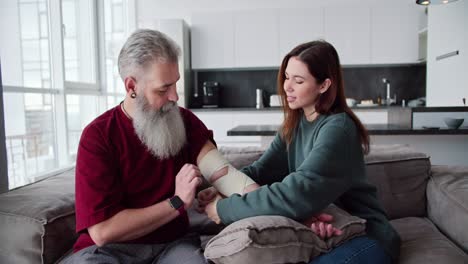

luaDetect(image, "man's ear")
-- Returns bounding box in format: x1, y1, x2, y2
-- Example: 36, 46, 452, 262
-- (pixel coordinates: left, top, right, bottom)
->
320, 78, 332, 94
124, 76, 137, 95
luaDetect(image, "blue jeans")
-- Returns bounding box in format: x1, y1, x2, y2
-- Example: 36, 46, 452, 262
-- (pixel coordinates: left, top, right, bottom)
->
309, 236, 391, 264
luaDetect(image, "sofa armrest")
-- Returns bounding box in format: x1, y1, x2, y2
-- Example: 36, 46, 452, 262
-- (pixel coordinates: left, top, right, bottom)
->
427, 165, 468, 253
0, 168, 77, 264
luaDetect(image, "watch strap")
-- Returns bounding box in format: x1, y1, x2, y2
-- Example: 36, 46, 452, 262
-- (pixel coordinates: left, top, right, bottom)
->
169, 196, 186, 215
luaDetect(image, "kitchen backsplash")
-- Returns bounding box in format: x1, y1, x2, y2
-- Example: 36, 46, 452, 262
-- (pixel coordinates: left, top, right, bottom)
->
189, 64, 426, 108
343, 64, 426, 105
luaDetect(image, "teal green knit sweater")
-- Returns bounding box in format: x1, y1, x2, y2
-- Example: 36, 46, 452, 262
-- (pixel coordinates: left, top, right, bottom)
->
216, 112, 400, 261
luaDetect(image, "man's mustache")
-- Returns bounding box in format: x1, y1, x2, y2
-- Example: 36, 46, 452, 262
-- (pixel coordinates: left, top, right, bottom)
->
159, 101, 177, 114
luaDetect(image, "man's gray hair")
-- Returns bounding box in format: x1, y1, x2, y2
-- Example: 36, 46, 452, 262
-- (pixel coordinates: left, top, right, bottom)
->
118, 29, 180, 80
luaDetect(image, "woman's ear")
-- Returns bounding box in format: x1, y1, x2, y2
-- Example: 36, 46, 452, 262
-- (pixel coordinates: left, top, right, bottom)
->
320, 78, 332, 94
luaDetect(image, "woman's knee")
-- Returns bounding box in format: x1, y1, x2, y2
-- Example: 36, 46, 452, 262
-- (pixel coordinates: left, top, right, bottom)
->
309, 236, 391, 264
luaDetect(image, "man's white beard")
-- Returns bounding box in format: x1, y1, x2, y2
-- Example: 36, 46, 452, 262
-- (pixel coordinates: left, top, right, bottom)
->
132, 94, 187, 159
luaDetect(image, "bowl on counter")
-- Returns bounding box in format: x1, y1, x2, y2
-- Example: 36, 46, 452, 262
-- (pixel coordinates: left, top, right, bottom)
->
444, 118, 464, 129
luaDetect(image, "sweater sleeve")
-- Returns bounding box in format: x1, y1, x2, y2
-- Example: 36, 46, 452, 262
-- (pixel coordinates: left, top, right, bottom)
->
217, 125, 355, 224
240, 133, 289, 185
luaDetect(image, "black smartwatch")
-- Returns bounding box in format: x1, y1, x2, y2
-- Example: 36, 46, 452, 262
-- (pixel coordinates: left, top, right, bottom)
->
169, 195, 186, 215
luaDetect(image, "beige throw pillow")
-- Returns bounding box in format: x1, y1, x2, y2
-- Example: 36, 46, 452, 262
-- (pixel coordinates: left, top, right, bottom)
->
204, 205, 366, 264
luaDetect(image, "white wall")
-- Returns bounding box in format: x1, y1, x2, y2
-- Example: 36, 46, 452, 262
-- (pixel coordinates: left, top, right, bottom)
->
136, 0, 426, 27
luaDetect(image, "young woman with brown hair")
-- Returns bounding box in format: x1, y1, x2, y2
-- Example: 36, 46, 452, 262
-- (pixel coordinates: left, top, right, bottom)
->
203, 40, 400, 263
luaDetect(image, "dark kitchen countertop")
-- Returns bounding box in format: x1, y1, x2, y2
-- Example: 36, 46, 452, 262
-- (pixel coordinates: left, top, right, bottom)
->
190, 105, 391, 112
227, 124, 468, 136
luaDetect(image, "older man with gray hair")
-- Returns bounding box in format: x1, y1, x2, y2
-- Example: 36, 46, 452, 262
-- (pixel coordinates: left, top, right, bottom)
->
62, 28, 344, 264
59, 28, 261, 264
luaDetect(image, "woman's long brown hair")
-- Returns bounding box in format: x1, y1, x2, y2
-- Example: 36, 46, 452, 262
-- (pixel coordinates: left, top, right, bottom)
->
277, 40, 370, 154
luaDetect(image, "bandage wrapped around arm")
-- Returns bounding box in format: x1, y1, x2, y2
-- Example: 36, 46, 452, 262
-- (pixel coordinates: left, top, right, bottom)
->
199, 149, 256, 197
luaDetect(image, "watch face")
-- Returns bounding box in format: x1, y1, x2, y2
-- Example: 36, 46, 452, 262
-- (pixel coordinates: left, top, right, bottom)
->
170, 196, 184, 209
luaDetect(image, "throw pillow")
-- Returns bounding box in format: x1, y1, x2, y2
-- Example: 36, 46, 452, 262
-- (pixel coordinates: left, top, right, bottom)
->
204, 205, 366, 264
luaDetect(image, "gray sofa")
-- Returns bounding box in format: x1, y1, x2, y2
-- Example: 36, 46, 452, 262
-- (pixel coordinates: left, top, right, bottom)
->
0, 145, 467, 264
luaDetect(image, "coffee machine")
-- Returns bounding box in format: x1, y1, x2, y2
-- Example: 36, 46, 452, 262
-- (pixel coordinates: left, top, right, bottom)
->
202, 81, 220, 108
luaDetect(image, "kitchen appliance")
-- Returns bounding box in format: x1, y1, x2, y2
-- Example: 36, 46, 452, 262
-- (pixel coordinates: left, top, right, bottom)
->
270, 94, 281, 107
202, 81, 220, 108
256, 89, 264, 109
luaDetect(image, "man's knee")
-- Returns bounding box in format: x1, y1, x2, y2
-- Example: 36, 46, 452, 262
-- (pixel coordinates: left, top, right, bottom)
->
157, 236, 208, 264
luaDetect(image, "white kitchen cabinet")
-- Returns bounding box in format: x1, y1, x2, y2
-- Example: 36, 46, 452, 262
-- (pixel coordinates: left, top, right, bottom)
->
192, 111, 234, 144
371, 6, 421, 64
426, 0, 468, 106
234, 10, 279, 67
353, 109, 388, 124
192, 110, 283, 146
323, 7, 371, 65
193, 109, 388, 147
191, 12, 235, 69
278, 9, 324, 60
190, 6, 424, 69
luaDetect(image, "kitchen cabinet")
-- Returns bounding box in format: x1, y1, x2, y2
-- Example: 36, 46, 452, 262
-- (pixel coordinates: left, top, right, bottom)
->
426, 0, 468, 106
190, 6, 424, 69
353, 109, 388, 124
278, 9, 324, 59
323, 7, 371, 65
193, 110, 283, 146
191, 12, 235, 69
371, 6, 420, 64
192, 109, 387, 146
234, 10, 279, 67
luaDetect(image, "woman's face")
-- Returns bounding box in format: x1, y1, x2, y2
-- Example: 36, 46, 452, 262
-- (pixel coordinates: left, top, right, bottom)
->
284, 56, 325, 115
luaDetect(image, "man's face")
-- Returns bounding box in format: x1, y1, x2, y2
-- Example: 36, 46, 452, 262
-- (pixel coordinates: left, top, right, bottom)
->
137, 62, 180, 111
131, 61, 186, 159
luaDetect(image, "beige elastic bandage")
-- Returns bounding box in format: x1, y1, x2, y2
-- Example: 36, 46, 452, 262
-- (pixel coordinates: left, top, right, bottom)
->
199, 149, 256, 196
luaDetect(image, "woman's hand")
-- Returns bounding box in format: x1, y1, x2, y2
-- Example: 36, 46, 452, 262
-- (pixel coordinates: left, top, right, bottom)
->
204, 194, 223, 224
303, 213, 343, 239
196, 187, 218, 213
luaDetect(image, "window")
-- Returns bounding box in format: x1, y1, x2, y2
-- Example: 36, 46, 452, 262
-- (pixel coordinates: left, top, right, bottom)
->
66, 94, 99, 158
0, 0, 135, 190
4, 92, 56, 188
62, 0, 98, 87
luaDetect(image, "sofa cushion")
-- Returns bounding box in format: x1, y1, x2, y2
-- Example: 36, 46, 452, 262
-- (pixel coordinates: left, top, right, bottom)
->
364, 145, 431, 219
204, 205, 366, 264
0, 168, 77, 264
390, 217, 468, 264
427, 165, 468, 253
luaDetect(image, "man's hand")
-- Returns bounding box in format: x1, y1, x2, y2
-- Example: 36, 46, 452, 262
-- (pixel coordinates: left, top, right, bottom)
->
204, 193, 223, 224
303, 213, 343, 239
175, 164, 203, 209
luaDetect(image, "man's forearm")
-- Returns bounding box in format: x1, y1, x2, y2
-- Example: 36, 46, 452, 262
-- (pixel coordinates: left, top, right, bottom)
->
88, 199, 180, 246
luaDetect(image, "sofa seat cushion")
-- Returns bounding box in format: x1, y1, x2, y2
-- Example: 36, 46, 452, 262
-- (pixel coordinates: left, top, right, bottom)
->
427, 165, 468, 253
390, 217, 468, 264
0, 168, 77, 264
364, 145, 431, 219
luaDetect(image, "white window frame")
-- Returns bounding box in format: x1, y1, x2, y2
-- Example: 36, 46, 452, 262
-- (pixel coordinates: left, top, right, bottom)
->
62, 0, 101, 92
0, 62, 8, 193
0, 0, 136, 190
